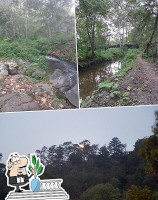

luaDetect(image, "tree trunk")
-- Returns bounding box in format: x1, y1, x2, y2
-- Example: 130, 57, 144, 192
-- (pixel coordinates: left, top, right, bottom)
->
91, 20, 95, 57
25, 14, 28, 38
11, 13, 16, 38
145, 12, 158, 55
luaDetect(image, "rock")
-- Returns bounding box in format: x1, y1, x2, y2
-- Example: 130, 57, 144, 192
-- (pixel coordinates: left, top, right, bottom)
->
36, 83, 52, 96
0, 64, 8, 79
51, 73, 76, 89
59, 86, 71, 92
24, 62, 32, 67
66, 84, 79, 107
51, 75, 70, 89
0, 93, 40, 112
8, 67, 18, 75
51, 69, 64, 80
0, 93, 16, 106
4, 61, 18, 75
5, 61, 18, 68
110, 93, 114, 98
18, 59, 23, 65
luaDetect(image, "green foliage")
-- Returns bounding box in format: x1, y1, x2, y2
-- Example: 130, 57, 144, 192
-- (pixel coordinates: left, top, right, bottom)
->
125, 185, 154, 200
80, 183, 121, 200
76, 0, 110, 56
113, 91, 120, 96
37, 166, 44, 175
123, 92, 130, 97
79, 48, 125, 63
113, 84, 119, 89
36, 159, 40, 170
29, 154, 44, 177
98, 82, 114, 90
34, 73, 45, 80
29, 165, 33, 173
32, 155, 36, 165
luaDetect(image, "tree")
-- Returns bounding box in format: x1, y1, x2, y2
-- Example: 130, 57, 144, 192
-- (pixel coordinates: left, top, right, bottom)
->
108, 137, 126, 158
125, 185, 154, 200
76, 0, 110, 56
80, 183, 121, 200
139, 111, 158, 174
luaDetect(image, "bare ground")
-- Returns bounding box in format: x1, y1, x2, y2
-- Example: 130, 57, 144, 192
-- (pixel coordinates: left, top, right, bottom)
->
87, 54, 158, 108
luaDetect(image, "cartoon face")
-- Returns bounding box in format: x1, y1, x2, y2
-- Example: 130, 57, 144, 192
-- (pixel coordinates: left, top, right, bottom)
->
7, 153, 28, 177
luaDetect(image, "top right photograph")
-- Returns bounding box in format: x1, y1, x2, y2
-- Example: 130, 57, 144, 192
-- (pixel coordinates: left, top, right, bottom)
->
76, 0, 158, 108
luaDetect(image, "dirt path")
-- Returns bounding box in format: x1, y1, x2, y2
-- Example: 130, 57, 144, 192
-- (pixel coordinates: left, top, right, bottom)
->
84, 54, 158, 108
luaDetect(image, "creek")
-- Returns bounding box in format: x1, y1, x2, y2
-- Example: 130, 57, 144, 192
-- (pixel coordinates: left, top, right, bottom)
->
79, 60, 122, 101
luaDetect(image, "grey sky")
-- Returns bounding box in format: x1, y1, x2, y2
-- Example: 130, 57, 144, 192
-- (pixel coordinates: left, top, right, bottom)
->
0, 105, 157, 163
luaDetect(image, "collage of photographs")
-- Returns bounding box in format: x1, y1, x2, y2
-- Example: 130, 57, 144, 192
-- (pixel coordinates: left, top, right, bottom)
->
0, 0, 158, 200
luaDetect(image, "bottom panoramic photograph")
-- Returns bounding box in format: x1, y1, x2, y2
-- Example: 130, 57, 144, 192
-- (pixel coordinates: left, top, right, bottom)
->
0, 105, 158, 200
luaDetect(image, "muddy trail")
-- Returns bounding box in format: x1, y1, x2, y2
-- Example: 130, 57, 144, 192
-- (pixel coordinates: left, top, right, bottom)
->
83, 54, 158, 108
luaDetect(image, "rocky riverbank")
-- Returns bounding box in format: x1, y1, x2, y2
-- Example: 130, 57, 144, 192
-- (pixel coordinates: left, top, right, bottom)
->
0, 59, 78, 112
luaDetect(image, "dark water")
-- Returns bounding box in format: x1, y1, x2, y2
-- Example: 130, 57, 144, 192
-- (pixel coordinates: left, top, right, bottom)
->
45, 56, 77, 74
79, 61, 122, 101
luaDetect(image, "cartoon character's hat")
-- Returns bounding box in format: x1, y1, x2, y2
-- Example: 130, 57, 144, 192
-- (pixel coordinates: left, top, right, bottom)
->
8, 152, 20, 165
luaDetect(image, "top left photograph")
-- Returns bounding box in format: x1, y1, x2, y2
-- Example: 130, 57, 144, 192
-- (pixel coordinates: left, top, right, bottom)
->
0, 0, 79, 112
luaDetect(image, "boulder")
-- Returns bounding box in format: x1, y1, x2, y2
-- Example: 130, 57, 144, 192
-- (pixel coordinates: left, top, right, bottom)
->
66, 84, 79, 107
8, 66, 18, 75
36, 83, 52, 96
51, 75, 71, 89
4, 61, 18, 75
51, 69, 64, 80
51, 72, 76, 90
0, 64, 8, 79
0, 93, 40, 112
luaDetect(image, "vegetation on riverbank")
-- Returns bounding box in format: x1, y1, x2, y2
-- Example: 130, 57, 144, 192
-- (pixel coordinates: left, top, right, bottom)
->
81, 49, 139, 108
79, 48, 125, 68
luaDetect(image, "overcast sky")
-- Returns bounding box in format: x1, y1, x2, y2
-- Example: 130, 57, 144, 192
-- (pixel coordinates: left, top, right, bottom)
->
0, 105, 157, 163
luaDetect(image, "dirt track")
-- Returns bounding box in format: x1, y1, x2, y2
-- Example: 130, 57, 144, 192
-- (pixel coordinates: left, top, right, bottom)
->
86, 54, 158, 108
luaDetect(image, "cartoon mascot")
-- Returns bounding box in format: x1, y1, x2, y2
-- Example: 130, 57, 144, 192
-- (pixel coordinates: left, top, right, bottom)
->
6, 153, 35, 192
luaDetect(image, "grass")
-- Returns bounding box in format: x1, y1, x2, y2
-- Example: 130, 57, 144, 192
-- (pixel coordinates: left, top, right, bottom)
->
81, 49, 139, 108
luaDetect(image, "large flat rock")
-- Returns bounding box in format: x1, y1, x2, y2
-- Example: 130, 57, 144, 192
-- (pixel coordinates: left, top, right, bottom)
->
0, 93, 40, 112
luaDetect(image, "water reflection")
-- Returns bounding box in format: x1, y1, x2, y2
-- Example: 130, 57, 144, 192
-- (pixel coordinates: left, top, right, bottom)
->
79, 61, 122, 100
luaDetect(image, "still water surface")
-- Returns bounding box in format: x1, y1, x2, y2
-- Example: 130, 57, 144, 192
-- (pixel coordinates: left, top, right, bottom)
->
79, 61, 122, 101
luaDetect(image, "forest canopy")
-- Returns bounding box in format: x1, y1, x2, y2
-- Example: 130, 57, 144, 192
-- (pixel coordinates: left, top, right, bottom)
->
0, 0, 75, 39
76, 0, 158, 60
